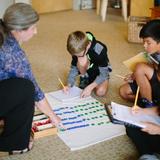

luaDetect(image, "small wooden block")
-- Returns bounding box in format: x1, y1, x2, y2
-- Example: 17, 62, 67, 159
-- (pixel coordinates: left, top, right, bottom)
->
34, 127, 57, 139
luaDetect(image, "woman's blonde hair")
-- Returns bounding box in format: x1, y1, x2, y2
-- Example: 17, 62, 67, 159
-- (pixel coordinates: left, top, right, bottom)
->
67, 31, 89, 56
0, 3, 39, 47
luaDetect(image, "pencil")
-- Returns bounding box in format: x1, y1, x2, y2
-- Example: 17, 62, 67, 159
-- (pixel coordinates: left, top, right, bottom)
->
133, 86, 140, 108
115, 74, 125, 79
58, 78, 65, 88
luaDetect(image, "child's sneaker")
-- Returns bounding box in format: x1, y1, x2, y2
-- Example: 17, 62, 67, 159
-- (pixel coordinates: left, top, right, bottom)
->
137, 98, 155, 108
79, 75, 89, 89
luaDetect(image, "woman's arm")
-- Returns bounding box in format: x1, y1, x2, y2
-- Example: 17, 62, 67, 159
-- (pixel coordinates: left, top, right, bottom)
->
35, 97, 62, 127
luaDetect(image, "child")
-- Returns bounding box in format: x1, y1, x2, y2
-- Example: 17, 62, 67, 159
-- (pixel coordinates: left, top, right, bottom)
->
65, 31, 112, 98
119, 19, 160, 159
119, 19, 160, 108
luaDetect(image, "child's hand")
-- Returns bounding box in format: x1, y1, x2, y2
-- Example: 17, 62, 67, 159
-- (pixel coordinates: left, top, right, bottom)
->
124, 74, 134, 82
132, 105, 144, 115
141, 122, 160, 135
80, 86, 92, 98
63, 86, 70, 94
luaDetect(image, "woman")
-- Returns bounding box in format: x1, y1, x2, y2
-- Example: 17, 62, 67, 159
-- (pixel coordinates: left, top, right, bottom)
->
0, 3, 61, 154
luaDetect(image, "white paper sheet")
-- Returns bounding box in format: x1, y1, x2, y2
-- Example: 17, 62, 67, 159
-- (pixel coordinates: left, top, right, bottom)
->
48, 86, 82, 102
111, 102, 160, 128
46, 93, 125, 151
58, 123, 125, 151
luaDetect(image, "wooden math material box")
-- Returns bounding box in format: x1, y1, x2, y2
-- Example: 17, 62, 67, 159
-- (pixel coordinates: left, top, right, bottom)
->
32, 114, 57, 139
34, 127, 57, 139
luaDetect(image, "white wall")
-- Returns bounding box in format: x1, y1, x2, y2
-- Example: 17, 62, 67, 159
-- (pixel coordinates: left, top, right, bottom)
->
0, 0, 31, 18
0, 0, 14, 18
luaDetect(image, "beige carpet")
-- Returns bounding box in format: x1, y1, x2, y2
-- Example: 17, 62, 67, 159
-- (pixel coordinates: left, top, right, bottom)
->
1, 8, 143, 160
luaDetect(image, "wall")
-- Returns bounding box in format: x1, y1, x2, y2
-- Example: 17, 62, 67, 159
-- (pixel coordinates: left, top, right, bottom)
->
0, 0, 31, 18
0, 0, 14, 18
31, 0, 72, 14
130, 0, 154, 17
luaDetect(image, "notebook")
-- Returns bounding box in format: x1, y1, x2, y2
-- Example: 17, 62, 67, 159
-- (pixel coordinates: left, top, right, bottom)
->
123, 52, 160, 72
105, 102, 160, 128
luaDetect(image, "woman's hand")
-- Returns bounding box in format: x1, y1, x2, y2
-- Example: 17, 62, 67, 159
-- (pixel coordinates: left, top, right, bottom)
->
49, 113, 63, 128
141, 122, 160, 135
35, 98, 64, 129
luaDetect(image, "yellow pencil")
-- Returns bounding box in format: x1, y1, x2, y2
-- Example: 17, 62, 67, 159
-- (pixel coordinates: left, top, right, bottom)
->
133, 86, 140, 108
58, 78, 65, 88
115, 74, 125, 79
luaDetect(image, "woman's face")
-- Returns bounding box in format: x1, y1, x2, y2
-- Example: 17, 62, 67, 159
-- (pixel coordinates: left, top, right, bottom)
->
12, 23, 37, 43
19, 24, 37, 42
143, 37, 160, 54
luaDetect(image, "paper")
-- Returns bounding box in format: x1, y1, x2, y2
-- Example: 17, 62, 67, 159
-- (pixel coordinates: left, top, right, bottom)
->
123, 52, 149, 72
46, 93, 125, 151
111, 102, 160, 128
48, 86, 82, 102
56, 98, 125, 151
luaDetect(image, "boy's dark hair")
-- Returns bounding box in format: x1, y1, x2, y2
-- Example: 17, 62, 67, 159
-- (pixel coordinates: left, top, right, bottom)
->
139, 19, 160, 43
67, 31, 89, 56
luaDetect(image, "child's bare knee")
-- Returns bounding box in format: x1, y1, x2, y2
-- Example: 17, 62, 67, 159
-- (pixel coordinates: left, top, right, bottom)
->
119, 86, 124, 97
95, 88, 106, 97
119, 86, 127, 99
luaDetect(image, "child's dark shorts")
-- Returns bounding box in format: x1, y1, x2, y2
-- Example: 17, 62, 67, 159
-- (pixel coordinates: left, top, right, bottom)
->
129, 80, 138, 95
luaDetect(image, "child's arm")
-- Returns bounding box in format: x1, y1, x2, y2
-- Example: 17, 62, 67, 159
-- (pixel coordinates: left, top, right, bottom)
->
81, 66, 110, 97
80, 82, 97, 98
141, 122, 160, 135
94, 66, 111, 85
67, 65, 79, 87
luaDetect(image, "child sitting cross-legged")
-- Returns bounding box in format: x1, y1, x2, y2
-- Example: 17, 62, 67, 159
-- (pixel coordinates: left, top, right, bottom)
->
119, 19, 160, 160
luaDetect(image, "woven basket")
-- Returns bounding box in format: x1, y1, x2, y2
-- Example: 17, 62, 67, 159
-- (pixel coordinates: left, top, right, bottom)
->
128, 16, 150, 43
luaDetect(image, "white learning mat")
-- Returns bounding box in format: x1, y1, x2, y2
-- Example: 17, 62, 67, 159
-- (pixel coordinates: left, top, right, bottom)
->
46, 90, 125, 151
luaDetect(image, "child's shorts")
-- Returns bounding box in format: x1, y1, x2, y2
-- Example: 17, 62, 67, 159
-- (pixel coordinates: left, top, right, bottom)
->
87, 66, 110, 84
129, 80, 138, 95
